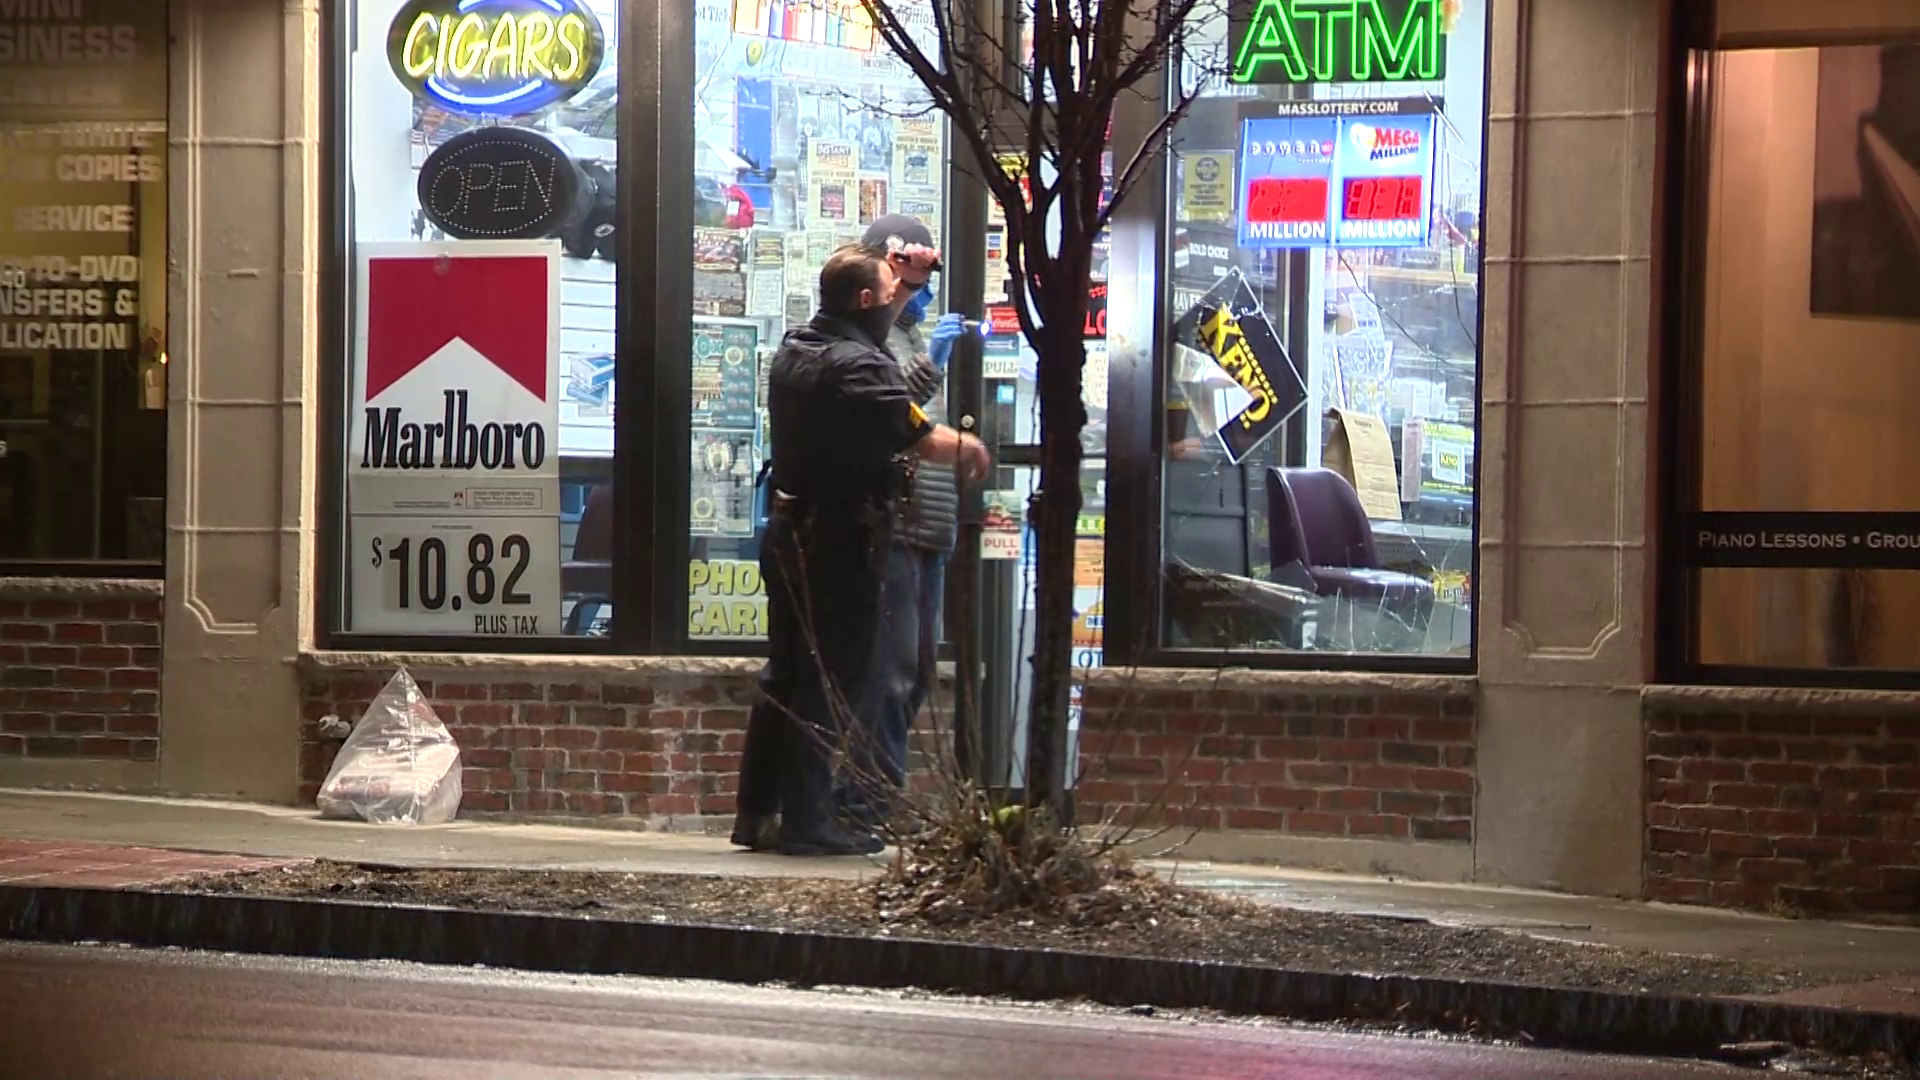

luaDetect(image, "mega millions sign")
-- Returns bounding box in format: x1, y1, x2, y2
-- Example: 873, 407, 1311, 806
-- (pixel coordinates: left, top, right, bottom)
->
348, 241, 563, 636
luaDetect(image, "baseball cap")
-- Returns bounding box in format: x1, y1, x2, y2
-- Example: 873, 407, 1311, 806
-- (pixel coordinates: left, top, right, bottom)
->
861, 213, 942, 272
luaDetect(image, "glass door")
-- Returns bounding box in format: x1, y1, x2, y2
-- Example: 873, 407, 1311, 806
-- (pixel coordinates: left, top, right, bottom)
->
686, 0, 954, 646
969, 154, 1112, 792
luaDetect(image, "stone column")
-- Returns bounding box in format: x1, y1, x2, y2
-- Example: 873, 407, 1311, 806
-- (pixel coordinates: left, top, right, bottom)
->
1471, 0, 1662, 895
159, 0, 321, 801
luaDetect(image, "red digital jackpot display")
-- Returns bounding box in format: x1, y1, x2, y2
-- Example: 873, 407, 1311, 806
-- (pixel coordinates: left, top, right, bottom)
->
1341, 176, 1424, 222
1245, 176, 1331, 225
1237, 109, 1435, 249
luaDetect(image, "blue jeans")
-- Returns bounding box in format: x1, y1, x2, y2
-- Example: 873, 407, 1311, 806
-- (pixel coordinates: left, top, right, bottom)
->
839, 542, 946, 825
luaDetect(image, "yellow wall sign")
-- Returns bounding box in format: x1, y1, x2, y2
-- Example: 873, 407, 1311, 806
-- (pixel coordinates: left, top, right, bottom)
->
689, 559, 768, 640
387, 0, 606, 117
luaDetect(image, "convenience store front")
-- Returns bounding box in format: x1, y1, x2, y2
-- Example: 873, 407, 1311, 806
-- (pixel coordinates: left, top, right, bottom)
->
2, 0, 1701, 902
302, 0, 1497, 868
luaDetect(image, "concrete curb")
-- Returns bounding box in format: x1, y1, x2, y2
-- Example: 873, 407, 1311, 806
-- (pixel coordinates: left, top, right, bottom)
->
1, 883, 1914, 1066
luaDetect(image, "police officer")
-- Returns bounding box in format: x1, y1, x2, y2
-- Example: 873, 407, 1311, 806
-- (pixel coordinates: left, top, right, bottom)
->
836, 215, 967, 830
732, 243, 991, 857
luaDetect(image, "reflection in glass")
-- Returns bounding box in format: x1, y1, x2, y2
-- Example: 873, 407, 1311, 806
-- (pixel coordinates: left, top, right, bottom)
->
1693, 47, 1920, 672
0, 1, 170, 564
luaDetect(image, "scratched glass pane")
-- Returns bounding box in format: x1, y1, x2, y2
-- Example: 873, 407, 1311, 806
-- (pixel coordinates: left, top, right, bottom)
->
1159, 0, 1484, 658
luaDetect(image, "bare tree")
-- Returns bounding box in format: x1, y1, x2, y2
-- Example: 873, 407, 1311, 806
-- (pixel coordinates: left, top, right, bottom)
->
861, 0, 1215, 821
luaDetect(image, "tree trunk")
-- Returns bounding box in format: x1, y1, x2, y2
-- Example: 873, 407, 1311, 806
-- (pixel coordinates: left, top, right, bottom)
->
1023, 320, 1087, 823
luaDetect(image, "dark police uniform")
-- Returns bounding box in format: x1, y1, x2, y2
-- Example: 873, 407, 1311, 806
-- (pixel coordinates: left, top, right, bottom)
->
735, 312, 933, 853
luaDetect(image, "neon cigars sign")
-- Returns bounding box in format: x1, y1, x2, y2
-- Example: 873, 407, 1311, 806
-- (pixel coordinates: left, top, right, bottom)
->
1230, 0, 1457, 85
388, 0, 607, 116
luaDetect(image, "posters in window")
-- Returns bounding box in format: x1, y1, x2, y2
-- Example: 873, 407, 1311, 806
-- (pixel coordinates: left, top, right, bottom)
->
690, 429, 757, 538
856, 114, 893, 173
1179, 152, 1234, 224
897, 193, 940, 249
894, 117, 939, 188
807, 139, 855, 225
748, 231, 786, 318
804, 229, 835, 273
691, 320, 759, 429
858, 178, 889, 224
693, 226, 748, 317
694, 269, 747, 317
347, 241, 563, 636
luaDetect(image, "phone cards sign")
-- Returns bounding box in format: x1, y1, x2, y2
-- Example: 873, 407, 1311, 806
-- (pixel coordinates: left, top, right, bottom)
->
347, 241, 563, 636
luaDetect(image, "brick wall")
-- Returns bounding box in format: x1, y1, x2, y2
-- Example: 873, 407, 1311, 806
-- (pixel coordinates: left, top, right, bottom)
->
0, 581, 163, 762
304, 660, 1479, 843
1073, 676, 1478, 843
301, 661, 763, 826
303, 658, 966, 828
1644, 689, 1920, 918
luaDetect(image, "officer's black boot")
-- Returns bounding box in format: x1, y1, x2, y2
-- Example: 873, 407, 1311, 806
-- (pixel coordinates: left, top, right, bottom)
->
729, 814, 780, 851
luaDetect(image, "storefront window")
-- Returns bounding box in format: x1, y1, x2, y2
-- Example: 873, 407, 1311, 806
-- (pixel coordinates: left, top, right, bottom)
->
0, 1, 170, 567
685, 0, 949, 644
1157, 0, 1483, 659
337, 0, 620, 639
1679, 43, 1920, 675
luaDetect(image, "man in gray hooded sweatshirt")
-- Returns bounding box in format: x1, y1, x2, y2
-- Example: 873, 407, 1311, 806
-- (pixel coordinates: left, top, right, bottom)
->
839, 214, 968, 829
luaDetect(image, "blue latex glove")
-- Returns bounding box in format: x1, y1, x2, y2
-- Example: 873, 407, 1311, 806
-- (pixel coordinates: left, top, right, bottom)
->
928, 312, 966, 371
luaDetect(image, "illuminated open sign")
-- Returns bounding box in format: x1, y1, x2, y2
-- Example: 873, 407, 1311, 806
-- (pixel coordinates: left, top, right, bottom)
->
387, 0, 607, 117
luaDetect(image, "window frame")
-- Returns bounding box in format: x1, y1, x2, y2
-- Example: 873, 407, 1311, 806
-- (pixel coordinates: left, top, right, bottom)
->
316, 0, 975, 657
318, 0, 665, 654
1101, 7, 1490, 674
314, 0, 1490, 671
1653, 1, 1920, 689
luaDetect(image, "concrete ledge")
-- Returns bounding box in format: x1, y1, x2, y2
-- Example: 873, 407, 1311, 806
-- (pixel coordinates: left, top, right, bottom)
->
300, 651, 764, 679
1080, 666, 1476, 696
1645, 684, 1920, 718
0, 760, 160, 795
0, 884, 1913, 1065
1142, 832, 1476, 883
0, 578, 163, 600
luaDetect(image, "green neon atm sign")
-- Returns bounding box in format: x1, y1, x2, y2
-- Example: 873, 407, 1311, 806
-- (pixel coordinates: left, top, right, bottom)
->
1230, 0, 1451, 85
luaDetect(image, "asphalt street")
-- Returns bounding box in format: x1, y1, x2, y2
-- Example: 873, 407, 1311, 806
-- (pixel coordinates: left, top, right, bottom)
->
0, 940, 1756, 1079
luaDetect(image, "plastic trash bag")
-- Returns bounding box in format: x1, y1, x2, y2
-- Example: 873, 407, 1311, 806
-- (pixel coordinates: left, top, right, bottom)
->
316, 667, 463, 825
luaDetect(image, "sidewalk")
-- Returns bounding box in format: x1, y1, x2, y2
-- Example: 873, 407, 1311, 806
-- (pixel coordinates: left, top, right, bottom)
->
3, 788, 1917, 1012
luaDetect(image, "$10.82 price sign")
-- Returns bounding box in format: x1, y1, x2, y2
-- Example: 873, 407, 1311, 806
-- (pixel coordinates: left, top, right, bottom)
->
351, 516, 560, 636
